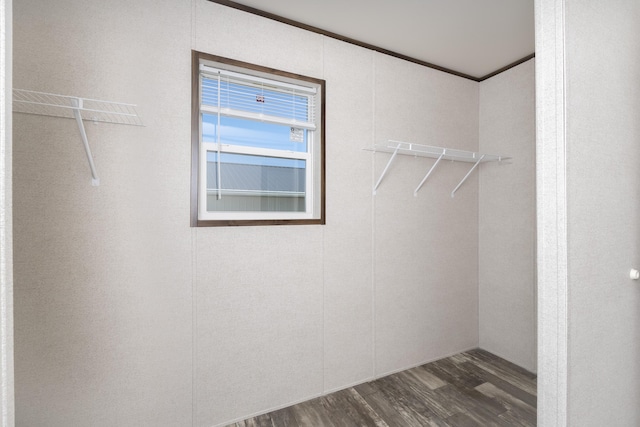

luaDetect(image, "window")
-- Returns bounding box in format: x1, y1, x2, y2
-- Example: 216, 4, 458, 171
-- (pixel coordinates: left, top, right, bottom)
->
191, 51, 325, 226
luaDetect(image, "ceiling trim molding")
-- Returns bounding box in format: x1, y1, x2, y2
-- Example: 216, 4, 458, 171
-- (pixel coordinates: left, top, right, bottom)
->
206, 0, 534, 82
478, 53, 536, 81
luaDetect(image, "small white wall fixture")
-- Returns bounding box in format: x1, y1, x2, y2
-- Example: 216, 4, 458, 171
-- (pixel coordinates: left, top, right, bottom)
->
366, 140, 510, 196
12, 89, 143, 186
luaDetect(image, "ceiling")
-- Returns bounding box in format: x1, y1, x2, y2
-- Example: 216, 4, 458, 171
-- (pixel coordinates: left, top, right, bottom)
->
216, 0, 535, 81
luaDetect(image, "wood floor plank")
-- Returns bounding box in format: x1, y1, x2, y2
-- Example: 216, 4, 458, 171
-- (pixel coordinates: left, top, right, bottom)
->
380, 375, 444, 421
359, 390, 421, 427
475, 382, 536, 426
254, 414, 274, 427
368, 376, 445, 426
499, 409, 536, 427
227, 350, 537, 427
403, 366, 447, 390
422, 358, 484, 389
269, 406, 299, 427
393, 371, 455, 419
466, 362, 537, 408
354, 381, 379, 397
464, 349, 537, 382
290, 397, 336, 427
346, 388, 390, 427
476, 382, 535, 413
434, 384, 507, 425
320, 392, 363, 426
446, 412, 484, 427
471, 349, 537, 381
320, 388, 387, 427
458, 351, 537, 396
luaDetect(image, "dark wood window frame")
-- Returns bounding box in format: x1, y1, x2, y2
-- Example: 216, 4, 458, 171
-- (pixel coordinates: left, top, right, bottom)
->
191, 51, 326, 227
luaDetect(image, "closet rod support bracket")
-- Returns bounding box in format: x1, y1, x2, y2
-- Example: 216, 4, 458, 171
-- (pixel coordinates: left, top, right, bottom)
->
373, 143, 401, 195
414, 152, 445, 196
451, 154, 485, 198
71, 98, 100, 186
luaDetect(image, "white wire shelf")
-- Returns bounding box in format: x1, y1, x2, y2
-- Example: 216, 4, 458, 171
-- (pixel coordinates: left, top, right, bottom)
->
365, 140, 511, 197
12, 89, 144, 186
12, 89, 143, 126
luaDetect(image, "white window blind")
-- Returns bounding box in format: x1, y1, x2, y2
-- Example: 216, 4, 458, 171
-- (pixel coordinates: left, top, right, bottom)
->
200, 65, 317, 131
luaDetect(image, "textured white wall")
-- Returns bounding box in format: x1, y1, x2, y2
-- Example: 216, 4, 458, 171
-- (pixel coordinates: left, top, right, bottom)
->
479, 59, 536, 373
373, 55, 480, 376
1, 0, 14, 426
13, 1, 194, 426
13, 1, 492, 426
564, 1, 640, 425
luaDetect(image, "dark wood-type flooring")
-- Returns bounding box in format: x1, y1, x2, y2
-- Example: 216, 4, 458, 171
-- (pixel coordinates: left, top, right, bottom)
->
228, 349, 536, 427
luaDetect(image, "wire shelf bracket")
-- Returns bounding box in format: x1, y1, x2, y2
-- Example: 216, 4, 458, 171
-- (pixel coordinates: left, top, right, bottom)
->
365, 140, 510, 197
12, 89, 144, 186
373, 143, 401, 195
